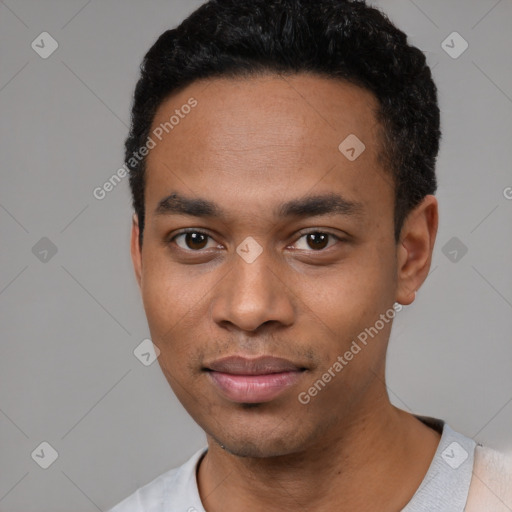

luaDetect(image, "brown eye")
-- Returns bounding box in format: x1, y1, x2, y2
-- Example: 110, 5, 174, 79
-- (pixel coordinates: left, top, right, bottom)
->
306, 232, 329, 250
173, 231, 214, 251
293, 231, 341, 251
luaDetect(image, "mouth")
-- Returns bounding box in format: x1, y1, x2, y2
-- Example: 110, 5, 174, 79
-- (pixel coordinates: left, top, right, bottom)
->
204, 355, 307, 404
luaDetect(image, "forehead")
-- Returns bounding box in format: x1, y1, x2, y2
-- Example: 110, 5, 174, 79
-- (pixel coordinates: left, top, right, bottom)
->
144, 73, 393, 225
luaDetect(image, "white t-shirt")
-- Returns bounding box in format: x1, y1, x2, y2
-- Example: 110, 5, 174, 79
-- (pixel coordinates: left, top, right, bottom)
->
107, 415, 512, 511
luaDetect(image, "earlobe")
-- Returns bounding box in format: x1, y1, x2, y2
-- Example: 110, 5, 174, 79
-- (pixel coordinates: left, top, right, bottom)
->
130, 213, 143, 290
395, 195, 438, 306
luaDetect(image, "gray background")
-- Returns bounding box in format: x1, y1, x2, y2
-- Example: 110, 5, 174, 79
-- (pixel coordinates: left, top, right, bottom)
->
1, 0, 511, 510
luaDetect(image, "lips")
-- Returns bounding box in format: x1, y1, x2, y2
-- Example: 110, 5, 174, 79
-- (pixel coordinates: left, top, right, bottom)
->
205, 356, 306, 403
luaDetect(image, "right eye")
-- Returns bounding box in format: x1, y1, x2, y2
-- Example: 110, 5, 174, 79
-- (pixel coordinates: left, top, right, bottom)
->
169, 230, 219, 251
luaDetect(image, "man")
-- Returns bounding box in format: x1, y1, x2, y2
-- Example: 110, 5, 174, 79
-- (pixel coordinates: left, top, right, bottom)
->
108, 0, 512, 510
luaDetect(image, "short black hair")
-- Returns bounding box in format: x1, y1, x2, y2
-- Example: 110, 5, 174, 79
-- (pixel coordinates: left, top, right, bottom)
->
126, 0, 440, 248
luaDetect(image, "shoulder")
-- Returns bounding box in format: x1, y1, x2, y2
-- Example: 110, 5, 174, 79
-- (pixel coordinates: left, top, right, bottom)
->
106, 448, 207, 512
465, 445, 512, 511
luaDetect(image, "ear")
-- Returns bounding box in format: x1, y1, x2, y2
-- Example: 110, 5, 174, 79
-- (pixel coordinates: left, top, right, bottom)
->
130, 213, 143, 290
395, 195, 438, 305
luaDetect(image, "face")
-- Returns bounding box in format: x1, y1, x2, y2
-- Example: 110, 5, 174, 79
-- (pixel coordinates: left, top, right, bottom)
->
131, 73, 434, 458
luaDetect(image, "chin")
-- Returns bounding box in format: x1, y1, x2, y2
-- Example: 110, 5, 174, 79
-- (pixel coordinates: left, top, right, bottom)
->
204, 415, 318, 459
187, 391, 338, 458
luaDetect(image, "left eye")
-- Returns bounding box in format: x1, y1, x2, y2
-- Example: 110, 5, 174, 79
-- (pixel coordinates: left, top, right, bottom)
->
292, 231, 340, 251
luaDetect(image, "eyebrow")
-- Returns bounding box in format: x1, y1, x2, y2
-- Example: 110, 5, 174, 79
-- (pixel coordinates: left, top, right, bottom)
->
154, 192, 365, 221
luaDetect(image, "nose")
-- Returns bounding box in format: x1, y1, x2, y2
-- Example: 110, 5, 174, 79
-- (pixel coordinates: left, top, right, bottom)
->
210, 245, 295, 333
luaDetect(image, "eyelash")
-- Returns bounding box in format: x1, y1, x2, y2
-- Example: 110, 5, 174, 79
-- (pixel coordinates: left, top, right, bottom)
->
167, 228, 345, 252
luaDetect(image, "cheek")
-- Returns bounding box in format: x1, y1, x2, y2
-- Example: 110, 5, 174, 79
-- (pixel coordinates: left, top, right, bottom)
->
140, 269, 192, 369
300, 255, 392, 331
140, 254, 219, 376
294, 245, 396, 378
141, 252, 198, 330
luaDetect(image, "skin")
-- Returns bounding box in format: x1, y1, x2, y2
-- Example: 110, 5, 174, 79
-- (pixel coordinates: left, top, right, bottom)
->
130, 72, 441, 511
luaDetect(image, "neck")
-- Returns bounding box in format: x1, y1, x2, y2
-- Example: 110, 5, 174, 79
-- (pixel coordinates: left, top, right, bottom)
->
197, 392, 441, 512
